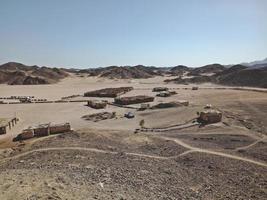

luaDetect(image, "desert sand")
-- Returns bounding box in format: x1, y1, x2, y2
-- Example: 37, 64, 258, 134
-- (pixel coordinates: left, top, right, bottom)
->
0, 75, 266, 199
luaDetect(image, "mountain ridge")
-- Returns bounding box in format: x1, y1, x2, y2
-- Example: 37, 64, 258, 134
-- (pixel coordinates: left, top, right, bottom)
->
0, 62, 69, 85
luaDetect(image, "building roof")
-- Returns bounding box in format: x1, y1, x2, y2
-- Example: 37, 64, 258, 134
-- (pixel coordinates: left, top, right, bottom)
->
201, 110, 222, 114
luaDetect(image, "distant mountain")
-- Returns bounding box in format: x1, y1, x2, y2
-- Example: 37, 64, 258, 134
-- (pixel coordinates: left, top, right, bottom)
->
77, 63, 228, 79
187, 64, 226, 76
0, 62, 69, 85
76, 65, 162, 79
241, 57, 267, 67
216, 65, 267, 88
170, 65, 190, 75
2, 60, 266, 88
165, 64, 267, 88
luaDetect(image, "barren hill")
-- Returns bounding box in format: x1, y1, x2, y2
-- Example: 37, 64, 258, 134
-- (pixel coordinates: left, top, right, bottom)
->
216, 65, 267, 88
188, 64, 226, 76
77, 65, 162, 79
165, 64, 267, 88
170, 65, 190, 75
0, 62, 69, 85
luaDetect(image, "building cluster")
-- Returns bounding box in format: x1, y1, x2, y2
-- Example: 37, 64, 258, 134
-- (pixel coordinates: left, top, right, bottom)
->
1, 85, 223, 142
15, 123, 71, 141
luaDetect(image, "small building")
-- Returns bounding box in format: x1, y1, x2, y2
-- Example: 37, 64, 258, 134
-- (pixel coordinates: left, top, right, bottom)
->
16, 129, 34, 140
198, 110, 222, 124
204, 104, 212, 109
32, 124, 50, 137
87, 100, 107, 109
156, 91, 171, 97
19, 97, 32, 103
169, 91, 177, 95
152, 87, 169, 92
49, 123, 71, 134
140, 103, 150, 109
0, 118, 19, 135
0, 119, 7, 135
0, 126, 7, 135
177, 100, 189, 106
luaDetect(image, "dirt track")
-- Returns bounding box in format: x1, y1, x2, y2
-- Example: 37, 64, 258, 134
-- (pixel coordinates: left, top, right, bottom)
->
1, 133, 266, 167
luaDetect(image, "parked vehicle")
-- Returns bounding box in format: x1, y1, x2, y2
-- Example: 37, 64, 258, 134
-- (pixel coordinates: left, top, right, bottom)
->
124, 112, 135, 119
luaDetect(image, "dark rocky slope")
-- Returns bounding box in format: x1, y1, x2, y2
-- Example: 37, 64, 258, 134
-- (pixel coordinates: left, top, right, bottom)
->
165, 65, 267, 88
0, 62, 69, 85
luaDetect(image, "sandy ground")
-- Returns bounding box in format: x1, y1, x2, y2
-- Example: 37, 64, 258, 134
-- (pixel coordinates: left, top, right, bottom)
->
0, 75, 266, 199
1, 75, 266, 141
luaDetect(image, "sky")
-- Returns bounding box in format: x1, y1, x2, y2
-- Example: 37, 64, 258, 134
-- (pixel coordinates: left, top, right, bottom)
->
0, 0, 266, 68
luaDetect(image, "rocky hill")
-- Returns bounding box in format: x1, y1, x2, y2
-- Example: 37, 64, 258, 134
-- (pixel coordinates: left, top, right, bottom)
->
216, 65, 267, 88
170, 65, 190, 75
2, 61, 266, 87
165, 64, 267, 88
0, 62, 69, 85
77, 65, 161, 79
188, 64, 226, 76
241, 57, 267, 67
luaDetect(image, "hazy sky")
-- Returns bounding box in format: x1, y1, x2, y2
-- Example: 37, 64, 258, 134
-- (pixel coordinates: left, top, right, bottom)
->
0, 0, 266, 68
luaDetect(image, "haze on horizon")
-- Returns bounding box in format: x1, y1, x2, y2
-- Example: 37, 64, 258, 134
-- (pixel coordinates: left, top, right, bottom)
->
0, 0, 266, 68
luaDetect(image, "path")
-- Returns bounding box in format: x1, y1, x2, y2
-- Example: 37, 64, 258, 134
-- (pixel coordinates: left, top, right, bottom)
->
158, 136, 267, 167
0, 146, 169, 165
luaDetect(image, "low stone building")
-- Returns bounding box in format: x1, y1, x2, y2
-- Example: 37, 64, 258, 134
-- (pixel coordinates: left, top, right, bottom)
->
0, 125, 7, 135
27, 123, 71, 137
152, 87, 169, 92
140, 103, 150, 110
178, 100, 189, 106
15, 123, 71, 141
114, 95, 154, 105
198, 110, 222, 124
19, 96, 32, 103
156, 91, 171, 97
87, 100, 107, 109
84, 87, 133, 98
17, 129, 34, 140
0, 118, 19, 135
151, 100, 189, 109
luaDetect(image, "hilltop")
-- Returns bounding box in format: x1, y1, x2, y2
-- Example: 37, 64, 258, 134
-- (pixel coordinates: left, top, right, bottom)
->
76, 65, 163, 79
165, 64, 267, 88
0, 62, 69, 85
